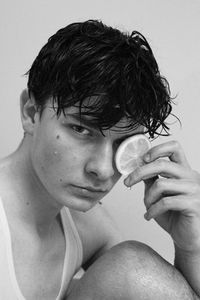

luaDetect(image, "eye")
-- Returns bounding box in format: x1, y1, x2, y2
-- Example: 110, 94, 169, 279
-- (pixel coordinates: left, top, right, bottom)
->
71, 125, 91, 136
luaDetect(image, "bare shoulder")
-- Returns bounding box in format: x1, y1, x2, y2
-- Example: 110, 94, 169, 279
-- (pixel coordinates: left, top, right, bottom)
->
0, 157, 15, 196
70, 203, 124, 270
0, 159, 10, 193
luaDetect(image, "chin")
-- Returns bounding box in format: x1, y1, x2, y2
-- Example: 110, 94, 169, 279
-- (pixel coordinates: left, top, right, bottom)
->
75, 200, 98, 213
60, 194, 98, 213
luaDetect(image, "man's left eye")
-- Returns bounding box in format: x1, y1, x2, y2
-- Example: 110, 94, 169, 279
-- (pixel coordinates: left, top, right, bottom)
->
72, 125, 91, 136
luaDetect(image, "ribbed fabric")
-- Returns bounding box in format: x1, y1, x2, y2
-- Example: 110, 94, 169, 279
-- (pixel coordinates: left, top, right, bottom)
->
0, 197, 83, 299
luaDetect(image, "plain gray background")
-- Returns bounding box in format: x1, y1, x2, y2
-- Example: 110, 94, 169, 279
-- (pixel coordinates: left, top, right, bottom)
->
0, 0, 200, 263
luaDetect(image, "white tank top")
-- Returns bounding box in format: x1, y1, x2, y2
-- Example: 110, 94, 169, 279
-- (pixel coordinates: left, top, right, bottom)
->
0, 197, 83, 299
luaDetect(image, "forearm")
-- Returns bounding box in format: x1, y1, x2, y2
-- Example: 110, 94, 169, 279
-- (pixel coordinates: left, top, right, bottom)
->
174, 244, 200, 298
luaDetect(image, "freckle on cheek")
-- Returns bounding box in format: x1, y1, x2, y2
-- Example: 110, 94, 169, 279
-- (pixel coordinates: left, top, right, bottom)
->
59, 178, 63, 182
56, 135, 60, 139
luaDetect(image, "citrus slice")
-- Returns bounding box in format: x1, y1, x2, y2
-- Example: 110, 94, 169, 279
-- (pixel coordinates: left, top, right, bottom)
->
115, 134, 151, 175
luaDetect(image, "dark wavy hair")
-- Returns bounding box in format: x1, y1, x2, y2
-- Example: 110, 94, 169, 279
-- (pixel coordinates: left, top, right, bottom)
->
26, 19, 173, 138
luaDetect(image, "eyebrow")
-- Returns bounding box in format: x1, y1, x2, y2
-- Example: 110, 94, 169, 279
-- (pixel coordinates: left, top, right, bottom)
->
66, 113, 144, 141
66, 113, 99, 129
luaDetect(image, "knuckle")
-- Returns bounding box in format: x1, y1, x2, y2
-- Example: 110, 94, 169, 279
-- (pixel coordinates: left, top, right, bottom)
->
134, 167, 142, 178
154, 178, 165, 190
190, 182, 200, 195
192, 196, 200, 208
160, 197, 170, 208
192, 170, 200, 183
186, 196, 200, 213
156, 159, 166, 169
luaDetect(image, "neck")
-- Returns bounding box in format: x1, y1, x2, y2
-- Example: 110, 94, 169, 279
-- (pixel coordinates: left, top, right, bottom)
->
0, 140, 63, 235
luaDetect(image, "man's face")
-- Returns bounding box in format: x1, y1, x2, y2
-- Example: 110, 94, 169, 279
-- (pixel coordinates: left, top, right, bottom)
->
30, 99, 144, 212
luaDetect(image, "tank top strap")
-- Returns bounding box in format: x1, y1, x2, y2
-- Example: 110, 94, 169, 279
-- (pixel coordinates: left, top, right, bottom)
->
57, 207, 83, 299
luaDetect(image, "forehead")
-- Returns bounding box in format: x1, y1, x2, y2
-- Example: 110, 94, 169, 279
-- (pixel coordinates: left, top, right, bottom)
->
64, 106, 144, 137
43, 97, 144, 137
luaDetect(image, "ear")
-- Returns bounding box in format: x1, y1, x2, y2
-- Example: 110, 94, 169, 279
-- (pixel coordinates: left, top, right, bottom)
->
20, 89, 39, 135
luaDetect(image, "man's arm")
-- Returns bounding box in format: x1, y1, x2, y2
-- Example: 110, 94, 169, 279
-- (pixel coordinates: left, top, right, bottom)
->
124, 140, 200, 297
175, 245, 200, 297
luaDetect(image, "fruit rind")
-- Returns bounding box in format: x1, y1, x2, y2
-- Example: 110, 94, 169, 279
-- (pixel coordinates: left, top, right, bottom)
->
115, 134, 151, 175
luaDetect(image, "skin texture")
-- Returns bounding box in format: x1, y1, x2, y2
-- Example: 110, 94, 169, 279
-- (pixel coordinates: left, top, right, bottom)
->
1, 90, 200, 299
67, 241, 196, 300
26, 100, 143, 213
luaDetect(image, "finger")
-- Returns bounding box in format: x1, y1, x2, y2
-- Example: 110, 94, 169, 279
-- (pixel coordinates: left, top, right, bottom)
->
144, 194, 196, 220
144, 178, 199, 209
144, 140, 190, 167
144, 176, 158, 193
124, 159, 191, 186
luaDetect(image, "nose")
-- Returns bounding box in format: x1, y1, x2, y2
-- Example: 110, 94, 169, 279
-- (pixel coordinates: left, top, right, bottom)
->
85, 141, 115, 181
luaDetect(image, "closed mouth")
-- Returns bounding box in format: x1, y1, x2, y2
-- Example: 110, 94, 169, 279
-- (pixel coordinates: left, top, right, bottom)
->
71, 184, 108, 193
76, 185, 107, 193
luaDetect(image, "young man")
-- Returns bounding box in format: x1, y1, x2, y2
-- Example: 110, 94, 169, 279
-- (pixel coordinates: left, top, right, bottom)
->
0, 19, 200, 299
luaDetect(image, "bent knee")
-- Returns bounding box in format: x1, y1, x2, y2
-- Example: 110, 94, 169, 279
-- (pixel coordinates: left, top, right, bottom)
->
108, 240, 161, 266
68, 241, 195, 300
111, 240, 195, 299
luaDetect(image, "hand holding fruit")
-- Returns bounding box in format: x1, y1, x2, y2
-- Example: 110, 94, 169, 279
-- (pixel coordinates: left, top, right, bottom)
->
122, 140, 200, 254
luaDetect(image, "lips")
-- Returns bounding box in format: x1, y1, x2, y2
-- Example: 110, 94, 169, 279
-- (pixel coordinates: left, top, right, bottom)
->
81, 186, 107, 193
69, 184, 108, 199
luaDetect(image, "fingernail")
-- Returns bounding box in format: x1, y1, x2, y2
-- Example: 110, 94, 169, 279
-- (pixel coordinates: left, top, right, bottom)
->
144, 212, 150, 220
124, 177, 130, 186
144, 153, 150, 162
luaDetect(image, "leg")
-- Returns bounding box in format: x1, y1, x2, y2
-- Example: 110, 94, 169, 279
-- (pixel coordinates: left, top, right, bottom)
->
67, 240, 197, 300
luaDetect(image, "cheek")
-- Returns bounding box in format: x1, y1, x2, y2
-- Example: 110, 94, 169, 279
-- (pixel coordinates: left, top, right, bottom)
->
32, 134, 61, 179
35, 134, 82, 179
